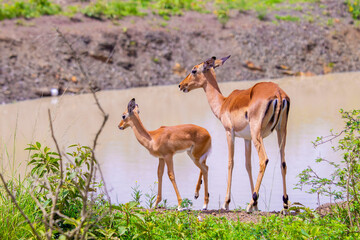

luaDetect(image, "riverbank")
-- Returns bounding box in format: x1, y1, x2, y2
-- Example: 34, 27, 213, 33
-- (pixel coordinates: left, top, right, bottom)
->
1, 0, 360, 103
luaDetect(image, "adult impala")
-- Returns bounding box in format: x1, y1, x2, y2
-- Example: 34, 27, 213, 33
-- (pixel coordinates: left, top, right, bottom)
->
118, 98, 212, 210
178, 56, 290, 212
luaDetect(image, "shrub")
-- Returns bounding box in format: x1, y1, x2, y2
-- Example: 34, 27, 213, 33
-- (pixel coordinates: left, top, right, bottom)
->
348, 0, 360, 20
296, 109, 360, 230
83, 0, 146, 19
0, 0, 61, 20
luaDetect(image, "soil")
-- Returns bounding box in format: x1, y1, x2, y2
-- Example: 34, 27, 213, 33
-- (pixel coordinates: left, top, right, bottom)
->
153, 203, 335, 223
1, 0, 360, 104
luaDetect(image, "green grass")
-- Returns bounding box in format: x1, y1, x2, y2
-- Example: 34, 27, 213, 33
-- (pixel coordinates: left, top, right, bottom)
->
0, 173, 358, 239
1, 184, 356, 239
82, 0, 146, 20
0, 139, 359, 239
0, 0, 348, 23
0, 179, 42, 239
0, 0, 61, 20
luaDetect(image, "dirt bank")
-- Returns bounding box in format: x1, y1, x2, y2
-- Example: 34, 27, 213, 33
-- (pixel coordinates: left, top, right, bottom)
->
0, 0, 359, 104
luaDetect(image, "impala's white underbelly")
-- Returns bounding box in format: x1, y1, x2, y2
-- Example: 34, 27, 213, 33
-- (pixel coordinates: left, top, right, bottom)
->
234, 125, 252, 139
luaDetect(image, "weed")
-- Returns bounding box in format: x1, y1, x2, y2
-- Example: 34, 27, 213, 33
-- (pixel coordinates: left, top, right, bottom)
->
327, 18, 334, 26
83, 0, 145, 20
63, 5, 79, 18
144, 182, 157, 208
304, 14, 314, 23
256, 5, 268, 21
347, 0, 360, 19
275, 14, 300, 22
131, 181, 142, 204
181, 198, 193, 210
152, 57, 160, 63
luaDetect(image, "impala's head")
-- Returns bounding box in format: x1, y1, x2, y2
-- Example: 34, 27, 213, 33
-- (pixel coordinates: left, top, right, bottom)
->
178, 55, 230, 93
118, 98, 140, 130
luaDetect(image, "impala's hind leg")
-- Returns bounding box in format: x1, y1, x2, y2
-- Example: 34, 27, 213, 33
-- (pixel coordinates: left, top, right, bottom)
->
194, 171, 203, 200
188, 150, 209, 210
200, 158, 209, 210
277, 99, 290, 211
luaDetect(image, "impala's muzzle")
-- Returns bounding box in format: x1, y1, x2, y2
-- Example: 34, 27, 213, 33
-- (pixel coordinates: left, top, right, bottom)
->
118, 122, 125, 130
179, 83, 189, 93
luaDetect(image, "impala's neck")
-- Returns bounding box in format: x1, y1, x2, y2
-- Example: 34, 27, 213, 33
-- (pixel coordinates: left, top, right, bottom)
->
203, 70, 225, 119
129, 114, 152, 149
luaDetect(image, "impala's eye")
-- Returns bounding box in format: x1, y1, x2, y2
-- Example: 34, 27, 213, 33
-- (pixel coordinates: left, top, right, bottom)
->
192, 69, 197, 74
122, 115, 126, 120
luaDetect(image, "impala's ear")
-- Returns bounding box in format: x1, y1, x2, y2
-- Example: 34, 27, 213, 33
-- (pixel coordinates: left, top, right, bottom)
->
203, 56, 216, 71
127, 98, 136, 114
214, 55, 231, 68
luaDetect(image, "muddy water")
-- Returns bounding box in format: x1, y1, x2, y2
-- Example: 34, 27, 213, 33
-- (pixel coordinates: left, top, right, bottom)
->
1, 72, 359, 211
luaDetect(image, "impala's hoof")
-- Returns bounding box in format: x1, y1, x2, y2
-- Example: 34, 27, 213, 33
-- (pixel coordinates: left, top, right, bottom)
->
246, 203, 259, 213
177, 206, 186, 211
280, 209, 289, 215
202, 204, 208, 210
222, 203, 229, 210
194, 193, 199, 199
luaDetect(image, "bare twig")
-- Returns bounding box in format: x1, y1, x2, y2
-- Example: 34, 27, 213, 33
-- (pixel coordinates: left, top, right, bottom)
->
55, 27, 112, 239
313, 129, 346, 147
55, 27, 108, 122
47, 109, 66, 238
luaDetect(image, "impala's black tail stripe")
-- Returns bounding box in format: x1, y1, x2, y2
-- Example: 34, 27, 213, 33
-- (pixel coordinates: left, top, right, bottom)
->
270, 99, 280, 132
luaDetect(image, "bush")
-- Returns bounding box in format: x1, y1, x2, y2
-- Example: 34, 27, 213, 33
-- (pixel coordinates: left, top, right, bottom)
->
0, 0, 61, 20
348, 0, 360, 20
83, 0, 146, 20
296, 109, 360, 230
0, 142, 110, 239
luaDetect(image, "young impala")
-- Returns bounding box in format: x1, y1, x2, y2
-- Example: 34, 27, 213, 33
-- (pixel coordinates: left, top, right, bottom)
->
118, 98, 212, 210
178, 56, 290, 212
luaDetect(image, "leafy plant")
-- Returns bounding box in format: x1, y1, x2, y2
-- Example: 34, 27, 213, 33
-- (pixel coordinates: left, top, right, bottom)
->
131, 181, 143, 204
23, 142, 109, 238
151, 0, 205, 18
0, 0, 61, 20
348, 0, 360, 20
255, 4, 268, 21
144, 182, 157, 208
82, 0, 145, 20
296, 109, 360, 230
181, 198, 193, 210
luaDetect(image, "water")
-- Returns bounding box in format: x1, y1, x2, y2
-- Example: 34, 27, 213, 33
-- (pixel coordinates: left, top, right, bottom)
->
1, 72, 359, 211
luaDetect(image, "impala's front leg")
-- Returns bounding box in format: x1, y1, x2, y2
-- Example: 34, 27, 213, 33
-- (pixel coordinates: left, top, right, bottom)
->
222, 130, 235, 210
155, 158, 165, 208
164, 155, 183, 210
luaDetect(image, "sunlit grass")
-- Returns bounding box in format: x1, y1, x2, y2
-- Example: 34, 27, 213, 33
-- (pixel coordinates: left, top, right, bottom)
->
0, 0, 339, 21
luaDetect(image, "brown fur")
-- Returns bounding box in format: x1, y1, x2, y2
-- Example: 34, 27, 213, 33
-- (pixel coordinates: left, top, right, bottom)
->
118, 100, 212, 209
179, 56, 290, 212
